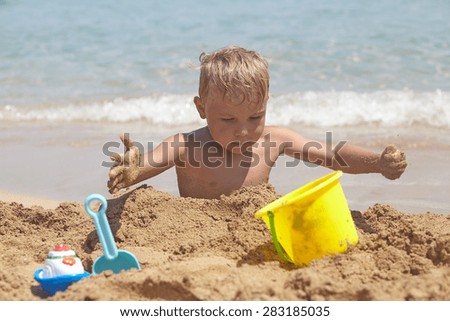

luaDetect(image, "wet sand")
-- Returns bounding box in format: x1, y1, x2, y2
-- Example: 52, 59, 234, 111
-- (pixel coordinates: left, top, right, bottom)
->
0, 184, 449, 301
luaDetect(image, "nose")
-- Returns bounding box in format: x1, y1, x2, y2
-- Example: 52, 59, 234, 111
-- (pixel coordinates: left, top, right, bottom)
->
234, 125, 248, 138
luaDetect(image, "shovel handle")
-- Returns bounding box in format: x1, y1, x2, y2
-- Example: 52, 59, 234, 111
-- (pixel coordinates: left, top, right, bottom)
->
85, 194, 118, 260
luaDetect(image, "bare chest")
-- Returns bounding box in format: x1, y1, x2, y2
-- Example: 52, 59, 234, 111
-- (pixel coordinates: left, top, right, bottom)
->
176, 147, 276, 198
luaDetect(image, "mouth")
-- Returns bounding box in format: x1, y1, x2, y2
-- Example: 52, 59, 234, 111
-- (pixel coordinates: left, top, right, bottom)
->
225, 140, 256, 152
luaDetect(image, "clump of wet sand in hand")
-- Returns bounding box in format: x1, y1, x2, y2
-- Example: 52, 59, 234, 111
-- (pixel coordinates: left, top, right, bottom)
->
383, 144, 407, 162
108, 134, 141, 194
0, 184, 449, 300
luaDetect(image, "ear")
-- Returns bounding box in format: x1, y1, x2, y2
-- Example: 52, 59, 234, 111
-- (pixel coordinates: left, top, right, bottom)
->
194, 96, 206, 119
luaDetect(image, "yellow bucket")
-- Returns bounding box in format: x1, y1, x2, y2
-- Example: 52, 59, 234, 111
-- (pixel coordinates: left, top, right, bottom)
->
255, 171, 358, 266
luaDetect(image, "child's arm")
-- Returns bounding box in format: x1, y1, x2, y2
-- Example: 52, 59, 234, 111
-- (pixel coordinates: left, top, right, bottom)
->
275, 127, 407, 179
107, 133, 185, 194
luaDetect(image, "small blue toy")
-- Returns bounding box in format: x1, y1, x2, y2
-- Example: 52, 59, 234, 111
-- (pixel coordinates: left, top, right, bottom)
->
34, 244, 90, 295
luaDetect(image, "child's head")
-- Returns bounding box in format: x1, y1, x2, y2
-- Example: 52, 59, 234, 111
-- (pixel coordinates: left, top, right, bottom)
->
197, 46, 270, 105
194, 46, 270, 153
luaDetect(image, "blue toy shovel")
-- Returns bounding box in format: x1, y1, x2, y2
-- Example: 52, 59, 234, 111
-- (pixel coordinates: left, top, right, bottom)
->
84, 194, 141, 275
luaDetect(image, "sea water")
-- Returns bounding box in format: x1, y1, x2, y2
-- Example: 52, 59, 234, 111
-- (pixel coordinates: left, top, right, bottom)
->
1, 0, 449, 125
1, 0, 449, 212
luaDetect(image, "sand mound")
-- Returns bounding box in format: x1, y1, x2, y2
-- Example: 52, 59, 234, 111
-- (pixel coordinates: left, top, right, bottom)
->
0, 184, 449, 300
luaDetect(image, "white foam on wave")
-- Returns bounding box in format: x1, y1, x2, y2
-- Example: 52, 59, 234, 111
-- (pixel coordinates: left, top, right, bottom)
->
268, 90, 450, 128
0, 95, 200, 126
1, 90, 449, 128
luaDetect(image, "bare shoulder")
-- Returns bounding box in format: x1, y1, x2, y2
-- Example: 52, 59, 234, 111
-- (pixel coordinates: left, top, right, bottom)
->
182, 126, 215, 145
160, 132, 186, 145
156, 132, 189, 158
161, 127, 210, 157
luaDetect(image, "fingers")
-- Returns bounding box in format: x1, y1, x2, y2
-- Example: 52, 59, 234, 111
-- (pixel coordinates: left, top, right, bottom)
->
109, 148, 139, 166
109, 165, 123, 180
383, 152, 406, 164
383, 172, 402, 180
385, 161, 407, 173
108, 173, 123, 193
386, 145, 402, 157
382, 144, 406, 162
386, 161, 408, 173
129, 145, 141, 166
382, 160, 407, 180
385, 167, 406, 179
116, 134, 140, 165
390, 160, 408, 170
108, 166, 123, 191
108, 133, 141, 194
108, 163, 124, 194
120, 133, 134, 150
383, 144, 397, 154
109, 185, 119, 194
110, 181, 127, 194
380, 145, 407, 180
110, 152, 123, 163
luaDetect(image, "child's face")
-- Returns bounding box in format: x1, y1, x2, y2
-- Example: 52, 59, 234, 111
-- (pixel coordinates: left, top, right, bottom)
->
195, 87, 267, 154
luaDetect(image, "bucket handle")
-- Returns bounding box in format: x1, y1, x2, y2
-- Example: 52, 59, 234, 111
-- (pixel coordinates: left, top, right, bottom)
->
268, 211, 293, 264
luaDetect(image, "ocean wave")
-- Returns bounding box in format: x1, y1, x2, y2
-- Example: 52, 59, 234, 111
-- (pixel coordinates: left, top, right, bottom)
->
1, 90, 449, 128
267, 90, 450, 128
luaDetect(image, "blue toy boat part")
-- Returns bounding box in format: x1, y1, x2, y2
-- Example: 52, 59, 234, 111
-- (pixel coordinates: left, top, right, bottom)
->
34, 269, 90, 296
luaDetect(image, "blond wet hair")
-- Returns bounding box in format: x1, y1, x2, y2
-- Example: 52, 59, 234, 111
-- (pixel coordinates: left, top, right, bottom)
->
198, 46, 270, 105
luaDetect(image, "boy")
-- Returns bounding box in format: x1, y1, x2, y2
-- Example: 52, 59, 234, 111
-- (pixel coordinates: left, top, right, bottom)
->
107, 46, 407, 198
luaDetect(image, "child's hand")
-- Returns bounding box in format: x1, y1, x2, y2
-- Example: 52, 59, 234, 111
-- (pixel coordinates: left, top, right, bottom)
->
379, 145, 407, 180
107, 133, 141, 194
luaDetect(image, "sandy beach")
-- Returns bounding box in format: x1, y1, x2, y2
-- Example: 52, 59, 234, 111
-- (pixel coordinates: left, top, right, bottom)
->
1, 0, 449, 303
0, 191, 60, 209
1, 122, 449, 301
0, 183, 449, 301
